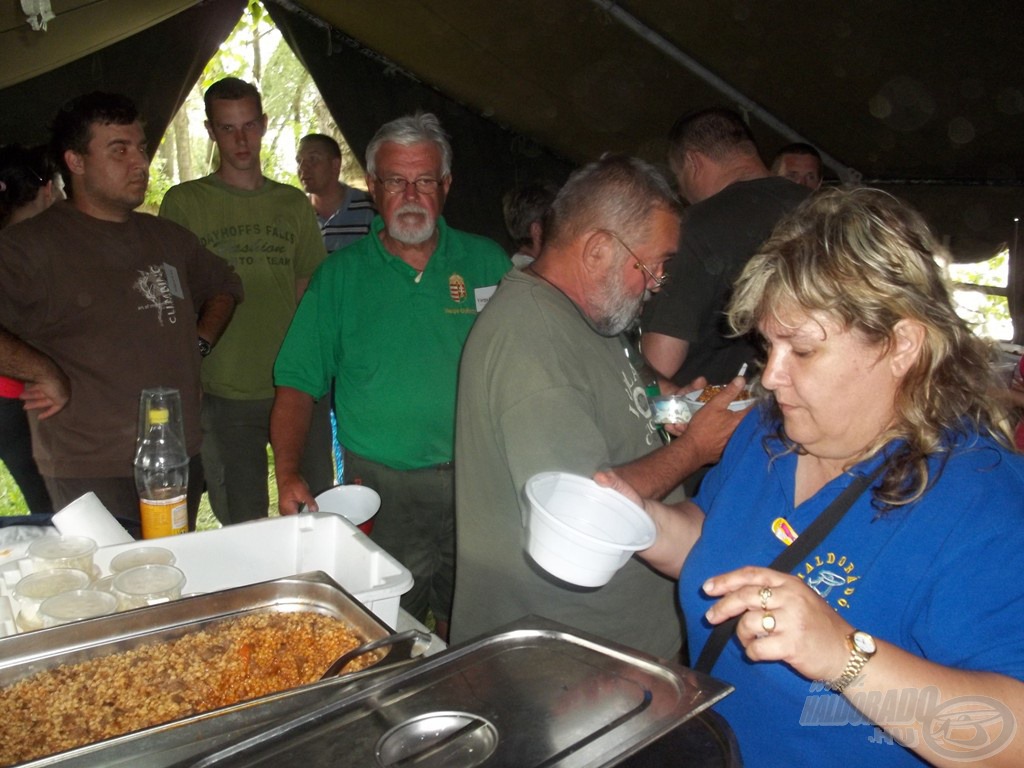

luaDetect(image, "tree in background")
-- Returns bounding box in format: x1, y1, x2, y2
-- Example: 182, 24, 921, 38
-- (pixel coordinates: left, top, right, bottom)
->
147, 0, 362, 211
949, 249, 1014, 342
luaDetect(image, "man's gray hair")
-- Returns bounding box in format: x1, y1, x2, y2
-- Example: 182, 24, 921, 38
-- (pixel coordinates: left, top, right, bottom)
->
545, 154, 682, 249
366, 112, 452, 177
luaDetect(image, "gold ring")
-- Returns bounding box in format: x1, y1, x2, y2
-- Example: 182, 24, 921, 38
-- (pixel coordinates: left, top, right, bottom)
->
761, 612, 777, 633
759, 586, 772, 611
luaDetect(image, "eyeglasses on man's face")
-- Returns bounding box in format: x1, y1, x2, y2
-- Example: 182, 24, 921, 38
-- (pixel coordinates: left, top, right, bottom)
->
375, 176, 442, 195
598, 229, 669, 288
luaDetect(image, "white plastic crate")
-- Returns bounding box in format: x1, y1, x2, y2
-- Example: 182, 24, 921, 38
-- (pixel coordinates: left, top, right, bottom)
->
89, 512, 412, 629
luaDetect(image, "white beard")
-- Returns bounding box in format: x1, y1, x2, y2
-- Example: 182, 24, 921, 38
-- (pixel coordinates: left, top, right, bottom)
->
591, 265, 644, 337
388, 203, 436, 245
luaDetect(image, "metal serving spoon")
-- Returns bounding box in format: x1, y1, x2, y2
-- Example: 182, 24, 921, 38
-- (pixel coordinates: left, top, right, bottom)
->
319, 628, 432, 680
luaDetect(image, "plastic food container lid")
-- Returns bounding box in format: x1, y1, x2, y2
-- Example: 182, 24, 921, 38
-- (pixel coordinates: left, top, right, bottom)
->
112, 564, 186, 598
40, 589, 118, 626
27, 535, 97, 562
13, 568, 94, 632
110, 546, 177, 573
13, 568, 92, 600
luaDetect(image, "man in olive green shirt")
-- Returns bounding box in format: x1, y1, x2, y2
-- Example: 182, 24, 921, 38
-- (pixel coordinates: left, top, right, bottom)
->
160, 77, 331, 525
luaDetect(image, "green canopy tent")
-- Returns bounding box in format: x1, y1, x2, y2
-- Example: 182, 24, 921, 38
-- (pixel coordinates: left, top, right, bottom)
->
2, 0, 1021, 336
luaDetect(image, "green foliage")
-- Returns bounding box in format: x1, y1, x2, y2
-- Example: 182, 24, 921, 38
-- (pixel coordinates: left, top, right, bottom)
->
948, 250, 1013, 341
143, 0, 362, 205
949, 250, 1008, 289
0, 462, 28, 517
142, 155, 173, 214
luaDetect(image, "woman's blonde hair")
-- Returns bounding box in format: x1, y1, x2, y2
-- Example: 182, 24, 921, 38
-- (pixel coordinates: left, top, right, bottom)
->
728, 187, 1014, 508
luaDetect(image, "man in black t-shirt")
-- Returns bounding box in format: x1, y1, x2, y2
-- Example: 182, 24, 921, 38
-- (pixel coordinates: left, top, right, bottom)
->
642, 107, 809, 387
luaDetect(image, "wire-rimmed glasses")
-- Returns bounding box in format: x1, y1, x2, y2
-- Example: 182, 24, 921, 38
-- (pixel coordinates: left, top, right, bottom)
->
375, 176, 442, 195
598, 229, 669, 287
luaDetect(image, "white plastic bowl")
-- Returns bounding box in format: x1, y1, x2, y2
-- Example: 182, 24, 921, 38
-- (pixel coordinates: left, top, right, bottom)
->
314, 484, 381, 527
524, 472, 656, 588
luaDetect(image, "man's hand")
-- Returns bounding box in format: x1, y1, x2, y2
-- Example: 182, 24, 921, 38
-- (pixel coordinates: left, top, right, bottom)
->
20, 371, 71, 419
277, 470, 317, 516
0, 328, 70, 418
678, 375, 708, 396
674, 376, 749, 466
270, 386, 318, 515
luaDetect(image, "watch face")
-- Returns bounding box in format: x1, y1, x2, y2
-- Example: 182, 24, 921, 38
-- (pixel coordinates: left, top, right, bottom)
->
853, 631, 876, 654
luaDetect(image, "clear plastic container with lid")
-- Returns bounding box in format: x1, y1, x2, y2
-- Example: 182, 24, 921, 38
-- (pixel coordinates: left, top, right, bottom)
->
27, 535, 97, 575
39, 589, 118, 627
13, 568, 92, 631
109, 546, 176, 573
112, 564, 186, 610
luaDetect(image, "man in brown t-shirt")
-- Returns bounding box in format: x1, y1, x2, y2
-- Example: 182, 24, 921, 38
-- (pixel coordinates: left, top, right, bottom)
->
0, 92, 243, 533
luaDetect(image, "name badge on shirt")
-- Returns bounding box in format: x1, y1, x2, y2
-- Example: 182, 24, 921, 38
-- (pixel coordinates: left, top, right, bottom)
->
475, 284, 497, 312
162, 263, 184, 299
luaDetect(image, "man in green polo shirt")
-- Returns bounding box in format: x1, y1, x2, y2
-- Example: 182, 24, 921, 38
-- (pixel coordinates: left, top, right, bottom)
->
271, 113, 510, 639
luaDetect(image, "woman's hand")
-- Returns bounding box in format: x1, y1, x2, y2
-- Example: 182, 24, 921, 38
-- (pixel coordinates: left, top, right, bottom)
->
593, 468, 645, 507
702, 565, 853, 683
594, 469, 704, 578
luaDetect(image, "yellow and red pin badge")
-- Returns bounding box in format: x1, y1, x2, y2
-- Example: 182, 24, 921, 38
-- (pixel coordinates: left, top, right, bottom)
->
772, 517, 799, 546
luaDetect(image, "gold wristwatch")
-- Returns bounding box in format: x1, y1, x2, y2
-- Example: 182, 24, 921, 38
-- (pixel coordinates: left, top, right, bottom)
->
828, 630, 877, 693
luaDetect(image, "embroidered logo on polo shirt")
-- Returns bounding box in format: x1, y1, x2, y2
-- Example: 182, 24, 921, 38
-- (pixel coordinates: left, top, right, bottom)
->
449, 273, 467, 302
798, 551, 860, 609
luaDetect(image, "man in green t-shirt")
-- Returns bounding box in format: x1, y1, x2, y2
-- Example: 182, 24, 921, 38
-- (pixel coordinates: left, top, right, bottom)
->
160, 78, 333, 526
271, 113, 510, 640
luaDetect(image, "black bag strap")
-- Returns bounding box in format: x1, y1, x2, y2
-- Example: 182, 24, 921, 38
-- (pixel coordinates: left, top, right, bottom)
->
693, 464, 886, 675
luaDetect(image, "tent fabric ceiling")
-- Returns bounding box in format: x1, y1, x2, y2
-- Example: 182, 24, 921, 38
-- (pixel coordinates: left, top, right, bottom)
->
0, 0, 246, 161
0, 0, 1020, 263
293, 0, 1023, 262
0, 0, 200, 89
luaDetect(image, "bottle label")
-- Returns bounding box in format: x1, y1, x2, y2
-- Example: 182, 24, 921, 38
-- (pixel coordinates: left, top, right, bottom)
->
140, 495, 188, 539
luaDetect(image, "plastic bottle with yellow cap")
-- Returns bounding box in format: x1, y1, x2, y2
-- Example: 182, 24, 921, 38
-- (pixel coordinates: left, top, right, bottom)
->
133, 388, 189, 538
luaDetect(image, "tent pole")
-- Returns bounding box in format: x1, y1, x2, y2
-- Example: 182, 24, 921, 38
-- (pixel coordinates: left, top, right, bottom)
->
589, 0, 861, 184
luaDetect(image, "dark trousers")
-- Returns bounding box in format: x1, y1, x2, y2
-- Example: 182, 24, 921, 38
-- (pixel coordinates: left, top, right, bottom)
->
0, 396, 53, 515
201, 395, 335, 525
344, 452, 455, 625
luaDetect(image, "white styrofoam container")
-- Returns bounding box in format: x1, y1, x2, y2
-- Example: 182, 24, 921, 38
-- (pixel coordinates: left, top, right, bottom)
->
90, 512, 413, 629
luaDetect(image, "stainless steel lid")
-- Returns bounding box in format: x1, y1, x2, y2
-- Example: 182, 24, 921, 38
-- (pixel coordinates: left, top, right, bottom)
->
191, 616, 733, 768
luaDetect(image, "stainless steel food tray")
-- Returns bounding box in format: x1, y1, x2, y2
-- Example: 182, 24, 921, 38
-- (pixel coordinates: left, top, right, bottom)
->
187, 616, 733, 768
0, 571, 426, 767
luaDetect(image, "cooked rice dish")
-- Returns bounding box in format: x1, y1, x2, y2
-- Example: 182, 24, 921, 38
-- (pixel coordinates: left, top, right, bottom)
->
0, 610, 373, 766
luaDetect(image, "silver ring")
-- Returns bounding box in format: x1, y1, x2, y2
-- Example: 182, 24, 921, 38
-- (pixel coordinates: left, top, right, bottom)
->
761, 612, 777, 633
759, 586, 772, 611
